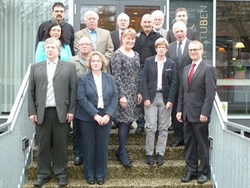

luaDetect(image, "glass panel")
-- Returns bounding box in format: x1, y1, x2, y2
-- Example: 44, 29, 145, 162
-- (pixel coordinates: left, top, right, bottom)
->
124, 5, 160, 31
79, 5, 116, 30
216, 1, 250, 115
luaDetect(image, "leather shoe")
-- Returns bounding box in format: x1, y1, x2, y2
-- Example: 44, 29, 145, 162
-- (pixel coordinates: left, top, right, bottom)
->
156, 154, 164, 166
135, 126, 144, 135
197, 174, 208, 184
87, 178, 95, 185
116, 152, 133, 163
58, 177, 68, 186
146, 155, 154, 165
97, 178, 105, 185
33, 177, 50, 187
181, 172, 197, 182
172, 140, 184, 147
74, 156, 82, 166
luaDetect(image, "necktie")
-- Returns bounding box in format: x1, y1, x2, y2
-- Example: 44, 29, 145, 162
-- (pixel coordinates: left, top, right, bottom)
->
120, 32, 123, 46
177, 42, 182, 61
188, 63, 196, 86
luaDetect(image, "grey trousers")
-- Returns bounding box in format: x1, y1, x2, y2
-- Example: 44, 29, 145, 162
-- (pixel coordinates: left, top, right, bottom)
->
144, 93, 172, 156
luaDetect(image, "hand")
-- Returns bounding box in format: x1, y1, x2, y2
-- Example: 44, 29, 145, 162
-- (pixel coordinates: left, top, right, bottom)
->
29, 115, 37, 125
120, 97, 128, 109
137, 94, 142, 104
144, 99, 151, 108
200, 115, 208, 123
176, 112, 183, 122
166, 102, 173, 109
94, 114, 104, 125
101, 114, 110, 125
66, 113, 74, 123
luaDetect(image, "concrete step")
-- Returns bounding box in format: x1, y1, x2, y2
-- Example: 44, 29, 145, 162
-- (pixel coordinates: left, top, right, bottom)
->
27, 160, 187, 180
23, 178, 213, 188
32, 145, 185, 162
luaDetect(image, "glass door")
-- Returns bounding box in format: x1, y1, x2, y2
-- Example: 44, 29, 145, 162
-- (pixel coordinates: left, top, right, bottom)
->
74, 0, 166, 32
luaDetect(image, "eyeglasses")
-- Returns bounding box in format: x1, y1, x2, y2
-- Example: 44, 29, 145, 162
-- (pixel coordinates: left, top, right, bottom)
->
189, 48, 201, 52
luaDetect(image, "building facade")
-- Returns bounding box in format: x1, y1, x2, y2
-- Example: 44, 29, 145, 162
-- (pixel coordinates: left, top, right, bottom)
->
0, 0, 249, 119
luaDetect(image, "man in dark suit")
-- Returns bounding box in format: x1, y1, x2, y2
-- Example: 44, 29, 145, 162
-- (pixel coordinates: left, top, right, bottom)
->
167, 7, 199, 44
110, 13, 130, 52
36, 2, 75, 55
176, 40, 216, 184
28, 38, 77, 187
167, 21, 192, 147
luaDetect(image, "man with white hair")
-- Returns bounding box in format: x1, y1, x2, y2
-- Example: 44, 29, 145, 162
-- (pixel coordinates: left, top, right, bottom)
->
74, 10, 114, 73
167, 21, 192, 147
151, 10, 167, 38
167, 7, 199, 43
111, 13, 130, 51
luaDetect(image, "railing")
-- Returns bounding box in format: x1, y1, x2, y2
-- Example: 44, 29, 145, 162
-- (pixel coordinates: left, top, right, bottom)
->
209, 93, 250, 188
0, 65, 35, 188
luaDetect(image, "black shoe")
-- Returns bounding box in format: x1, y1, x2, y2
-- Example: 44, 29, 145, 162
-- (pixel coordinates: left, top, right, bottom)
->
181, 172, 197, 182
33, 177, 50, 187
97, 178, 105, 185
118, 155, 132, 167
73, 156, 82, 166
116, 152, 133, 163
168, 125, 174, 131
197, 174, 208, 184
172, 140, 185, 147
135, 126, 144, 135
58, 177, 68, 186
87, 178, 95, 185
156, 154, 164, 166
146, 155, 154, 165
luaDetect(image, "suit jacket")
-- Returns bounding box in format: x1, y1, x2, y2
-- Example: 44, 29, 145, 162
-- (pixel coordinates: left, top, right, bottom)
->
75, 72, 118, 122
167, 39, 192, 95
28, 60, 77, 124
110, 30, 120, 51
143, 56, 176, 104
177, 60, 217, 122
73, 28, 114, 62
167, 28, 199, 44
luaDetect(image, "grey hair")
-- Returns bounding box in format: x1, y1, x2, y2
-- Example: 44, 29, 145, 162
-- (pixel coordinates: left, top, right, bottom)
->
172, 21, 187, 33
84, 10, 99, 21
44, 37, 62, 52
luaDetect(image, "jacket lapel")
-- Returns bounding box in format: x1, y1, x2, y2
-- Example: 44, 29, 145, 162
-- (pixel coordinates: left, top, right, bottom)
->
87, 72, 98, 95
53, 60, 64, 78
40, 61, 48, 79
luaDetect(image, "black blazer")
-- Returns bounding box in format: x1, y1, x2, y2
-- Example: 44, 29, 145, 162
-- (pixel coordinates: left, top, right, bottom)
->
110, 30, 120, 51
167, 28, 199, 44
75, 72, 118, 122
177, 60, 216, 122
167, 39, 192, 95
143, 56, 176, 104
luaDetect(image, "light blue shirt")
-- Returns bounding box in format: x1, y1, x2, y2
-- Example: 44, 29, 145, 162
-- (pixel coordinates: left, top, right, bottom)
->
88, 29, 97, 50
35, 41, 72, 63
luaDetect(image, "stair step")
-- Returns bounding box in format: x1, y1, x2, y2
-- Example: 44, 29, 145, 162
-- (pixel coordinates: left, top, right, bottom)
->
23, 178, 213, 188
32, 145, 185, 162
27, 160, 187, 180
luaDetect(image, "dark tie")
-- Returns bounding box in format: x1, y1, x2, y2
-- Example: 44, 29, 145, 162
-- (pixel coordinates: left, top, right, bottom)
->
120, 32, 123, 46
188, 63, 196, 86
178, 42, 182, 61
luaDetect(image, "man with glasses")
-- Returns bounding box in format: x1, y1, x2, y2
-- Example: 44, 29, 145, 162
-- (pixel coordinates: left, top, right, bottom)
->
177, 40, 216, 184
35, 2, 75, 55
68, 36, 93, 166
167, 21, 192, 147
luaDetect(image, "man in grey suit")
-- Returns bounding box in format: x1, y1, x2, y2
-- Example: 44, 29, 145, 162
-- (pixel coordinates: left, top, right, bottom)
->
177, 40, 216, 184
28, 38, 77, 187
73, 10, 114, 73
167, 21, 192, 147
167, 7, 199, 44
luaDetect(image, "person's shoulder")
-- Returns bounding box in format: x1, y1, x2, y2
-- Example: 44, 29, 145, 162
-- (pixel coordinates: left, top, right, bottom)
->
97, 27, 110, 34
69, 54, 80, 62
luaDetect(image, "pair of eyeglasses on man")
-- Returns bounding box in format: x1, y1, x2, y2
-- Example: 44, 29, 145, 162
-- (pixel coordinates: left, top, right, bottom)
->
189, 48, 201, 52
